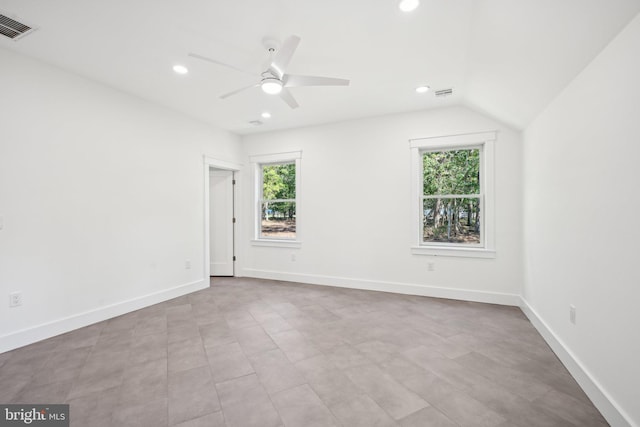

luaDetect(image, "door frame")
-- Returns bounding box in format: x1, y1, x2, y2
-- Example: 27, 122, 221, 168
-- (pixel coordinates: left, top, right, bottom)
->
203, 156, 242, 279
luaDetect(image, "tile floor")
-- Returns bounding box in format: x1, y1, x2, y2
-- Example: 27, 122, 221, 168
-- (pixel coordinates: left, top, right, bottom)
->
0, 277, 608, 426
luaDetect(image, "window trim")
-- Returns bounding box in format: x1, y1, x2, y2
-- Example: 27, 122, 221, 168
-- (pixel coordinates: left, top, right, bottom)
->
250, 151, 302, 248
410, 131, 496, 258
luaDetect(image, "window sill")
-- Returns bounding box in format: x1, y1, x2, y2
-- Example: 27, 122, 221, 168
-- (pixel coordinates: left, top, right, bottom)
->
411, 246, 496, 259
251, 239, 302, 249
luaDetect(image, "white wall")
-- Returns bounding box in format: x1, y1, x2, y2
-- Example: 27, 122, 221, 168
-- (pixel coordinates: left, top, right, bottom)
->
239, 106, 522, 304
522, 13, 640, 427
0, 47, 241, 352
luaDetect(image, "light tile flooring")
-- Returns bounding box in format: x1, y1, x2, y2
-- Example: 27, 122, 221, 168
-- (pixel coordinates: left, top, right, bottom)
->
0, 277, 608, 427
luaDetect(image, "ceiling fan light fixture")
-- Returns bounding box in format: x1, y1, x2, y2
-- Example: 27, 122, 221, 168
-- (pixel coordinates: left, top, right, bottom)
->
261, 78, 283, 95
172, 64, 189, 75
399, 0, 420, 12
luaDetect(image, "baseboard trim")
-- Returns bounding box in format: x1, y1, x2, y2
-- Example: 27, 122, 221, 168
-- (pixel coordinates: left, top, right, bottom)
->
519, 297, 635, 427
0, 279, 209, 354
242, 268, 520, 306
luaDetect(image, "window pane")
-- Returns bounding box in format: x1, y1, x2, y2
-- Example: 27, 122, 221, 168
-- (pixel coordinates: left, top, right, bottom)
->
423, 149, 479, 195
261, 201, 296, 239
423, 197, 480, 244
263, 163, 295, 199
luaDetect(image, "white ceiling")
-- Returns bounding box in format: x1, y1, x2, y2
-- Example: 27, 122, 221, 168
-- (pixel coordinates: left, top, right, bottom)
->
1, 0, 639, 134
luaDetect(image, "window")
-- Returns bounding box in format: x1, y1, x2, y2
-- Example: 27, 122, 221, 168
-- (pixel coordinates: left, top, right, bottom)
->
260, 163, 296, 239
251, 151, 301, 247
410, 132, 495, 258
422, 148, 481, 245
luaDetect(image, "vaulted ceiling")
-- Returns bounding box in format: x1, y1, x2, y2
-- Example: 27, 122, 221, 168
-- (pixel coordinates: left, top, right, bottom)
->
1, 0, 639, 134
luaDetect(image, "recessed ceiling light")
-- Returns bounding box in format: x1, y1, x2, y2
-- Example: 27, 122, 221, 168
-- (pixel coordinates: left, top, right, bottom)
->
261, 112, 272, 119
399, 0, 420, 12
173, 65, 188, 75
261, 78, 283, 95
416, 85, 430, 94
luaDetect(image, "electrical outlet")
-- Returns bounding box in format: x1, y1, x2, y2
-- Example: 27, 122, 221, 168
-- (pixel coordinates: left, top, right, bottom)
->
291, 254, 296, 262
185, 259, 191, 270
427, 262, 435, 272
9, 292, 22, 307
569, 305, 576, 324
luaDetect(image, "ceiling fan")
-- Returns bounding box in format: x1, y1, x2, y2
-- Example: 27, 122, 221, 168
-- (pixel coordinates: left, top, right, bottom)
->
188, 35, 350, 109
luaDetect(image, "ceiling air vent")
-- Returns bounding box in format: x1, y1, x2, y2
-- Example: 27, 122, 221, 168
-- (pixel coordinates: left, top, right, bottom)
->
435, 88, 454, 98
0, 13, 35, 40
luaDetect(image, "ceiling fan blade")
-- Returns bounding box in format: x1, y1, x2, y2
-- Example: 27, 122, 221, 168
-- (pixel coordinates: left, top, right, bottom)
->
284, 74, 350, 88
279, 88, 299, 109
269, 35, 301, 79
188, 53, 258, 76
220, 83, 260, 99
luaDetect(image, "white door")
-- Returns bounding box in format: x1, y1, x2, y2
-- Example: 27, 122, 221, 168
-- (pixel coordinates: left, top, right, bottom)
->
209, 169, 234, 276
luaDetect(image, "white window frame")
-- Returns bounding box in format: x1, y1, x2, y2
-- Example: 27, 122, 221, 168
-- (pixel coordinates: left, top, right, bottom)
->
250, 151, 302, 248
410, 131, 496, 258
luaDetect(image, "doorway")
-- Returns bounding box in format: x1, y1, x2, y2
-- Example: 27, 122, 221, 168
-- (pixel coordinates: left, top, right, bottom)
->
209, 168, 235, 276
